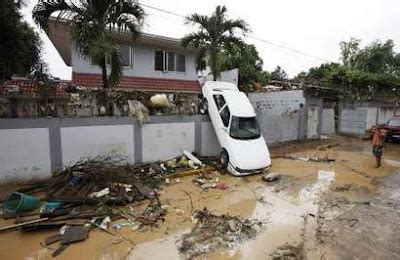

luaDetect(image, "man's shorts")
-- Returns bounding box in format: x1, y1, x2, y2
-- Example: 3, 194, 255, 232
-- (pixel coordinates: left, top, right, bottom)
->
373, 145, 383, 157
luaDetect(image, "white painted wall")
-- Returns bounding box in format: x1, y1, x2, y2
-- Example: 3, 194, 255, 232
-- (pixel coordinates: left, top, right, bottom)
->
142, 122, 195, 162
356, 107, 378, 128
378, 107, 396, 124
200, 122, 220, 156
249, 91, 306, 143
340, 109, 367, 134
71, 42, 198, 81
249, 90, 305, 115
0, 128, 51, 181
61, 125, 134, 165
321, 108, 335, 134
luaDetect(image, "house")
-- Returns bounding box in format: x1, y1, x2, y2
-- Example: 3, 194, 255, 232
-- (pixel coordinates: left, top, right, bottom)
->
46, 18, 201, 94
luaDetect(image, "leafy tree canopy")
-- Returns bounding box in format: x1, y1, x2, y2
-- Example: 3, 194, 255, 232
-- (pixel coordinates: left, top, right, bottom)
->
182, 5, 249, 81
271, 66, 288, 81
0, 0, 41, 81
296, 39, 400, 101
221, 43, 271, 92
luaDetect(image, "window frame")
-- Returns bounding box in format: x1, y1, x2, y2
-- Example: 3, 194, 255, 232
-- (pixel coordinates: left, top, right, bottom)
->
103, 44, 134, 68
213, 94, 226, 111
220, 105, 231, 127
154, 50, 186, 72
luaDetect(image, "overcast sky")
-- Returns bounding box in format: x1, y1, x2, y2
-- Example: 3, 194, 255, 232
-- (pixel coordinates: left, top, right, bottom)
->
21, 0, 400, 80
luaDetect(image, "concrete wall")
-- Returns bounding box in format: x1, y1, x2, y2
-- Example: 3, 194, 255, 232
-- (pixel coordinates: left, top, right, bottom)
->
321, 108, 335, 135
341, 102, 399, 128
339, 109, 367, 134
248, 91, 322, 143
0, 116, 220, 182
71, 42, 198, 81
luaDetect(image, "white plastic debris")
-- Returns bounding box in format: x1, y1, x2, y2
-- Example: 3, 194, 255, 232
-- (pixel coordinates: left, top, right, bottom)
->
183, 150, 204, 167
128, 100, 150, 125
150, 94, 173, 108
88, 187, 110, 198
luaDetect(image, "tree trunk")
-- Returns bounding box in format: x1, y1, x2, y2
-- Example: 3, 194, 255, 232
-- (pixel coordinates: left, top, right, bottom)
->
210, 51, 219, 81
100, 59, 112, 116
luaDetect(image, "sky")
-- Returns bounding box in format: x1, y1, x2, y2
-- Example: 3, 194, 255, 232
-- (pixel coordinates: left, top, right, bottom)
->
21, 0, 400, 80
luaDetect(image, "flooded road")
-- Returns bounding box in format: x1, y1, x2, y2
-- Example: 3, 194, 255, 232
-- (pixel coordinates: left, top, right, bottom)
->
0, 136, 399, 259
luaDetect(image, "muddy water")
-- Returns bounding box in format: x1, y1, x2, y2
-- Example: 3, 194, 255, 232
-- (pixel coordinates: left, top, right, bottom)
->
0, 137, 399, 259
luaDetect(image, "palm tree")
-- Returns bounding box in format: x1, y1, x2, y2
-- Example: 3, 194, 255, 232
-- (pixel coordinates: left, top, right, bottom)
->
33, 0, 144, 115
182, 5, 249, 81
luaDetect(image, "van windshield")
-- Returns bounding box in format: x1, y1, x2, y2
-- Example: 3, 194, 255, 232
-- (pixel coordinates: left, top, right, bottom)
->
230, 116, 261, 140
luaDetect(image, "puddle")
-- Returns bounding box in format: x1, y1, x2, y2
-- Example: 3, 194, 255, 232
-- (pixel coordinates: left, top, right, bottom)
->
128, 170, 336, 259
238, 170, 335, 259
384, 158, 400, 168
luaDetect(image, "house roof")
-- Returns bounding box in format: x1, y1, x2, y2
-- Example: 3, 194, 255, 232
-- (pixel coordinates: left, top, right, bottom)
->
73, 73, 201, 93
46, 18, 195, 66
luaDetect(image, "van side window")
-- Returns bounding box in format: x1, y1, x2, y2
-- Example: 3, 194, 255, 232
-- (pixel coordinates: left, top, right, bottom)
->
220, 106, 230, 127
213, 94, 226, 110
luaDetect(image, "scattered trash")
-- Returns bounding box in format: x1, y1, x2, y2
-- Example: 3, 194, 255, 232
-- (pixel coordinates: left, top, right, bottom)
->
3, 192, 39, 214
262, 173, 281, 182
283, 154, 335, 163
112, 237, 123, 244
40, 202, 62, 214
88, 187, 110, 198
178, 208, 262, 258
183, 150, 204, 167
112, 220, 140, 231
317, 142, 339, 151
128, 100, 150, 125
270, 243, 305, 260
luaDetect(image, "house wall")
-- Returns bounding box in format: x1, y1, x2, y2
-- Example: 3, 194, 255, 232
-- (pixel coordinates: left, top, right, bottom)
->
248, 91, 319, 144
321, 108, 335, 134
71, 42, 198, 81
339, 109, 367, 134
0, 116, 220, 182
340, 102, 399, 129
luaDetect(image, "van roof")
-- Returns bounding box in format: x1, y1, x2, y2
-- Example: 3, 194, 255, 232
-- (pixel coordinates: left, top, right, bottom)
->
222, 90, 256, 117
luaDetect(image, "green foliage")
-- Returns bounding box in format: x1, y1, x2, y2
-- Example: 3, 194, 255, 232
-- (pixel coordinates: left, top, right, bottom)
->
33, 0, 144, 115
296, 39, 400, 101
182, 5, 249, 80
0, 0, 41, 81
221, 43, 270, 92
271, 66, 288, 81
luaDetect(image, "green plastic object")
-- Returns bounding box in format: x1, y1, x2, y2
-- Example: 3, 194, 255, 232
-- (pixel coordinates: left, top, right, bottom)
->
4, 192, 39, 213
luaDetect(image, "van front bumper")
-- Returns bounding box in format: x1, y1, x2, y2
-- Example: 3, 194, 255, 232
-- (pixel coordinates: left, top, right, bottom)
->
227, 163, 271, 176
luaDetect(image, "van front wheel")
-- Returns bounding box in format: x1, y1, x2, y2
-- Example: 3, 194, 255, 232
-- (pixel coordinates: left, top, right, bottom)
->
220, 150, 229, 168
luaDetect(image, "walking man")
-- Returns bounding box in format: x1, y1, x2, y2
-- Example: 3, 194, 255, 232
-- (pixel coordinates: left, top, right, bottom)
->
371, 126, 386, 168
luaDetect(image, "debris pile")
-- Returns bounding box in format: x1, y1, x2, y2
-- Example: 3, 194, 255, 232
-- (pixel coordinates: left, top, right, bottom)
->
178, 208, 262, 258
270, 243, 305, 260
282, 154, 335, 163
0, 153, 213, 256
192, 172, 228, 190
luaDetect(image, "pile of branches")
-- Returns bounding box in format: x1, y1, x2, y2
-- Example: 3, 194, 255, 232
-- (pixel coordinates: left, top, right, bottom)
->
178, 208, 262, 258
46, 157, 166, 204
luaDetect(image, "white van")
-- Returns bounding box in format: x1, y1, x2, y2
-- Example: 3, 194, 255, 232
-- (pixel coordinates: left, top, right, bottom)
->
203, 81, 271, 176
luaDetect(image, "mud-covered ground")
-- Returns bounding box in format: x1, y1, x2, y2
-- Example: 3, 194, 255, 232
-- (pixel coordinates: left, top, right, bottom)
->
0, 135, 399, 259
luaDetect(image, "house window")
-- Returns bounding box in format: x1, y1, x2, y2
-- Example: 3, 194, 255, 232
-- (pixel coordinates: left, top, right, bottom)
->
154, 51, 185, 72
177, 53, 186, 72
167, 52, 175, 71
155, 51, 164, 71
103, 45, 133, 67
119, 45, 131, 67
213, 94, 226, 111
220, 106, 231, 127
